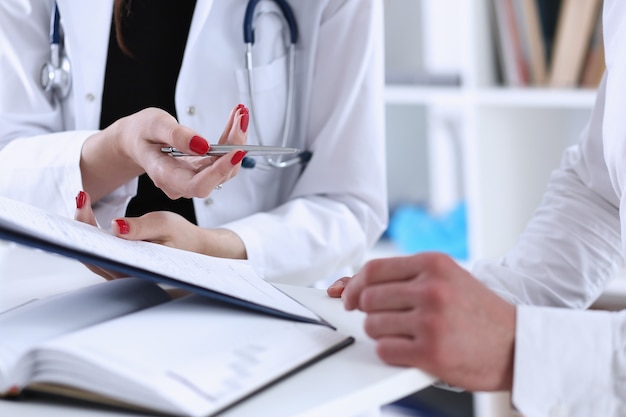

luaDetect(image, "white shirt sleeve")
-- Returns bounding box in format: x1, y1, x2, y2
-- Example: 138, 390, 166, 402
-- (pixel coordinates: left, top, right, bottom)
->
513, 306, 626, 417
0, 130, 137, 228
472, 72, 626, 413
473, 76, 624, 310
0, 2, 137, 226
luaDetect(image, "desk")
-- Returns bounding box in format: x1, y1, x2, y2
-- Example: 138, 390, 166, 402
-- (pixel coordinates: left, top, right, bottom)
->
0, 243, 435, 417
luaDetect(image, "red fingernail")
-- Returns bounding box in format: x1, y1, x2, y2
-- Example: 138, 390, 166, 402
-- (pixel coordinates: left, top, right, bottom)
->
75, 191, 86, 209
189, 135, 209, 154
231, 150, 247, 165
236, 103, 245, 110
115, 219, 130, 234
240, 109, 249, 133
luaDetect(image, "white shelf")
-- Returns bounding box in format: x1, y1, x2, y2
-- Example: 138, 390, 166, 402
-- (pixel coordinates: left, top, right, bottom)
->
475, 87, 598, 108
385, 85, 465, 105
383, 0, 600, 265
385, 85, 597, 108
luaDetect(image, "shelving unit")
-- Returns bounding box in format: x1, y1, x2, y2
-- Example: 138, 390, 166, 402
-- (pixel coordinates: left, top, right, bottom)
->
381, 1, 600, 416
382, 0, 597, 261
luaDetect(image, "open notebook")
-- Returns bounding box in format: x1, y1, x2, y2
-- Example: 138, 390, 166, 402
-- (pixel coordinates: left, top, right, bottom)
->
0, 197, 354, 416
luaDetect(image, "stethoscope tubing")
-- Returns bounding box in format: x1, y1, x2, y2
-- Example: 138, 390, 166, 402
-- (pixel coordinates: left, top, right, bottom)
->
244, 0, 303, 169
244, 0, 298, 44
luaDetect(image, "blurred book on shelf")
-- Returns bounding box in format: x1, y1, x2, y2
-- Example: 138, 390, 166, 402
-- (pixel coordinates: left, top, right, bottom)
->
493, 0, 529, 86
579, 9, 605, 88
492, 0, 604, 88
516, 0, 547, 85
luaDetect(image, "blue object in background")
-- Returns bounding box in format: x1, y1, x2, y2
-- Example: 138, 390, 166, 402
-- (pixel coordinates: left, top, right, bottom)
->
387, 202, 468, 261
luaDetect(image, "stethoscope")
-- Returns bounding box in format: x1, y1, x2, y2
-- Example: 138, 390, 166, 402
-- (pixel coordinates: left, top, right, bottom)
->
40, 4, 71, 100
41, 0, 312, 170
243, 0, 311, 170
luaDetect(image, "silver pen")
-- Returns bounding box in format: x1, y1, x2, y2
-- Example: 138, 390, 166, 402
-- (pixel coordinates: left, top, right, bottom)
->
160, 145, 300, 157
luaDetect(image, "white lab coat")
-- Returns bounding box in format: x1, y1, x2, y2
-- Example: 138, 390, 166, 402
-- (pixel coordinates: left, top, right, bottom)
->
472, 1, 626, 415
0, 0, 388, 285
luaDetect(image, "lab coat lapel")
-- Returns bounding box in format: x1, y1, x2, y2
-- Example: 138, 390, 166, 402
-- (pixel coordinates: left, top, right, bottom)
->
55, 0, 113, 130
187, 0, 215, 52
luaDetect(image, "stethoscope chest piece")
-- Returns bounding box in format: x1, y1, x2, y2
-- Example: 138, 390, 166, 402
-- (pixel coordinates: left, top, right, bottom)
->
41, 48, 71, 99
41, 4, 72, 100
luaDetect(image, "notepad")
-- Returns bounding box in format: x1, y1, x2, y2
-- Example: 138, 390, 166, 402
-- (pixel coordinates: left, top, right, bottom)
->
0, 196, 320, 324
0, 196, 354, 416
0, 279, 352, 417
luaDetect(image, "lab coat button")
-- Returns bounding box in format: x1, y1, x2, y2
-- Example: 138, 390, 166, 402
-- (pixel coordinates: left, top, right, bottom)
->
204, 198, 213, 206
85, 93, 95, 102
186, 106, 196, 115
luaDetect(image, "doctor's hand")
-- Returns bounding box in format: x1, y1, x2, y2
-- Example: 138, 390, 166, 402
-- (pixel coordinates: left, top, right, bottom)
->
334, 252, 516, 393
81, 104, 249, 203
74, 191, 247, 281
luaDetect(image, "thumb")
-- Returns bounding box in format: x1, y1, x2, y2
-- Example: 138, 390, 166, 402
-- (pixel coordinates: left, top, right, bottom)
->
110, 211, 184, 242
74, 191, 97, 226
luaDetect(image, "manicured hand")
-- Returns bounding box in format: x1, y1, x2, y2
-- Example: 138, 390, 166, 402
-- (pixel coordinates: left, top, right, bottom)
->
81, 104, 249, 202
74, 191, 247, 281
108, 212, 246, 260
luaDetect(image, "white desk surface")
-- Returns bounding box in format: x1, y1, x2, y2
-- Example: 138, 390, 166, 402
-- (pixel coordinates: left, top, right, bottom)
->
0, 243, 434, 417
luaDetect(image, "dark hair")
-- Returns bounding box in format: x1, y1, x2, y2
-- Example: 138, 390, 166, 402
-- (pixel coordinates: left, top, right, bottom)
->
114, 0, 133, 57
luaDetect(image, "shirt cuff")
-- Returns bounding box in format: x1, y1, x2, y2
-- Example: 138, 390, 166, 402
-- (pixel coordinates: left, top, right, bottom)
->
512, 305, 620, 416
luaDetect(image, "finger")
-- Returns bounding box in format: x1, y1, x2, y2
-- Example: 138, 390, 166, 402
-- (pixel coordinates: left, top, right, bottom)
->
358, 282, 421, 312
342, 253, 449, 311
187, 104, 248, 166
375, 337, 424, 368
130, 108, 209, 156
342, 256, 415, 310
147, 105, 249, 198
327, 277, 351, 298
154, 155, 237, 199
148, 111, 209, 154
145, 152, 223, 199
217, 104, 242, 144
184, 150, 247, 197
363, 311, 419, 340
74, 191, 97, 226
83, 263, 126, 281
376, 334, 449, 377
111, 211, 187, 244
73, 191, 127, 280
217, 104, 249, 145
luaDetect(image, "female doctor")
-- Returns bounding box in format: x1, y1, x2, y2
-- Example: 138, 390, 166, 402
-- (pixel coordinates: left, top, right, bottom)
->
0, 0, 388, 285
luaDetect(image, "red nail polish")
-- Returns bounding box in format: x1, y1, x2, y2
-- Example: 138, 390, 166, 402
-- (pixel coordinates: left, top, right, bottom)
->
240, 110, 249, 133
231, 150, 247, 165
189, 135, 209, 154
75, 191, 86, 209
115, 219, 130, 234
